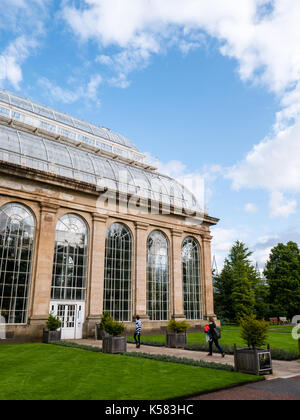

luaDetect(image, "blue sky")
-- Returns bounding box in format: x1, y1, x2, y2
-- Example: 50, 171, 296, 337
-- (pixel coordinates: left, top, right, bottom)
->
1, 0, 300, 270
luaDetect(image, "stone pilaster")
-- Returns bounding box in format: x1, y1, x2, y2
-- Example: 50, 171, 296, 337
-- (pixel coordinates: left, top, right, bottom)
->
30, 202, 59, 324
202, 234, 215, 319
171, 229, 186, 320
85, 214, 108, 335
135, 222, 149, 320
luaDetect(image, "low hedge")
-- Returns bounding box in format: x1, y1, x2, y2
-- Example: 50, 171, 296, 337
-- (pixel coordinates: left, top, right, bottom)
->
123, 352, 235, 372
51, 341, 234, 372
127, 339, 299, 361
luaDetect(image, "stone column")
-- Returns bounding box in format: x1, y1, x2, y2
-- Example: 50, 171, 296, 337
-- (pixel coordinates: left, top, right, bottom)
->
135, 222, 149, 320
30, 202, 59, 326
202, 234, 216, 319
85, 214, 107, 336
171, 229, 186, 321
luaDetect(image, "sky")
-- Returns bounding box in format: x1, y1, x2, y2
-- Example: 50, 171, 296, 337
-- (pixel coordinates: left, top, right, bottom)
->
1, 0, 300, 271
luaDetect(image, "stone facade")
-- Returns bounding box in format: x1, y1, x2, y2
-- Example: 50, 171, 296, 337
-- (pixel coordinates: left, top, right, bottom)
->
0, 162, 218, 340
0, 89, 219, 341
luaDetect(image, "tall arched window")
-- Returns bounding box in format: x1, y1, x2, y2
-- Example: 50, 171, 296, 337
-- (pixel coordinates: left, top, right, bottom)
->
0, 203, 36, 324
182, 237, 202, 320
51, 214, 88, 301
104, 223, 132, 321
147, 230, 170, 321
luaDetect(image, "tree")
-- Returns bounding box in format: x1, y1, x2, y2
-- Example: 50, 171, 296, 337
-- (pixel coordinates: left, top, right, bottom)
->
214, 261, 235, 321
214, 241, 268, 322
240, 314, 269, 349
264, 241, 300, 320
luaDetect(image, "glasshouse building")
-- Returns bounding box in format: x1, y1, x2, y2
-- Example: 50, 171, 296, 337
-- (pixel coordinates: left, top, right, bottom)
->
0, 88, 218, 340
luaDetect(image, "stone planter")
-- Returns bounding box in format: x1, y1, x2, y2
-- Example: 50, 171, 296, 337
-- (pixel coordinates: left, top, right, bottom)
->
102, 335, 127, 354
234, 345, 273, 376
43, 329, 61, 344
166, 331, 187, 348
95, 324, 110, 341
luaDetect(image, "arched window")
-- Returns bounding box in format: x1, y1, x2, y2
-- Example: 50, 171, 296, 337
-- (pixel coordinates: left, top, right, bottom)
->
147, 230, 170, 321
0, 203, 36, 324
51, 214, 88, 301
182, 237, 202, 320
104, 223, 132, 321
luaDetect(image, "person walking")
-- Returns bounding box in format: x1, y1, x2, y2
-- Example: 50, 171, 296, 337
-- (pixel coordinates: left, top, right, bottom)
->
134, 315, 142, 348
205, 317, 225, 358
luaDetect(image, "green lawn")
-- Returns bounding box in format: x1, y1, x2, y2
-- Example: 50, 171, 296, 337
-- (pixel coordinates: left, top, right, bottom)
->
135, 325, 298, 353
0, 343, 260, 400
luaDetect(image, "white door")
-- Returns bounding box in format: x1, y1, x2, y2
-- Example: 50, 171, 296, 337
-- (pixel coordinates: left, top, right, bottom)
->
50, 301, 85, 339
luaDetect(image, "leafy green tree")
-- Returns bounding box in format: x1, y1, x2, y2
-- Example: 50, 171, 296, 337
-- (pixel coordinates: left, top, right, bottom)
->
264, 241, 300, 320
214, 261, 235, 321
240, 314, 269, 349
214, 241, 268, 322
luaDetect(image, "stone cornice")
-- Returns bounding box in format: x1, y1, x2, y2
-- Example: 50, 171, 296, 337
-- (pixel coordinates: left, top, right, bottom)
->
171, 228, 183, 238
39, 202, 59, 214
92, 213, 108, 223
135, 221, 149, 231
203, 234, 213, 242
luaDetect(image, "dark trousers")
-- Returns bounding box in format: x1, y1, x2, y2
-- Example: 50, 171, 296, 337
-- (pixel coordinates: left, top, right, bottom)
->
134, 332, 141, 346
209, 338, 224, 355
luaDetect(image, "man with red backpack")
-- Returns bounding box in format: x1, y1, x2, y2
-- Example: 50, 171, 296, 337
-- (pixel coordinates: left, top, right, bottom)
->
204, 317, 225, 358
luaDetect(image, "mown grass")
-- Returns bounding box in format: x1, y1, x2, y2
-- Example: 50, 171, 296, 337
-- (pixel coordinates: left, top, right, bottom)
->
0, 343, 261, 400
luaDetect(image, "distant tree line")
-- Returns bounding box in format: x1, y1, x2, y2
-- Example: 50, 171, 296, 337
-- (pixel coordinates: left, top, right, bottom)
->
213, 241, 300, 322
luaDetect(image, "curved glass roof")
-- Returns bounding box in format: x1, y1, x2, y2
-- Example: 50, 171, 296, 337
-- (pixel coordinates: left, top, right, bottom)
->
0, 88, 139, 152
0, 125, 201, 213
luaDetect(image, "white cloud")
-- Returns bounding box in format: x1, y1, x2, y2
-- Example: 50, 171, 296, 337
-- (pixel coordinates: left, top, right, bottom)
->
61, 0, 300, 217
0, 0, 47, 89
269, 191, 297, 218
211, 227, 246, 271
0, 36, 39, 89
245, 203, 259, 213
252, 246, 272, 268
38, 74, 102, 105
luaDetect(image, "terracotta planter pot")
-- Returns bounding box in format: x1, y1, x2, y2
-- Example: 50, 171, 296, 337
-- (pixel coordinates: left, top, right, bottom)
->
234, 345, 273, 376
43, 329, 61, 344
166, 331, 187, 348
102, 335, 127, 354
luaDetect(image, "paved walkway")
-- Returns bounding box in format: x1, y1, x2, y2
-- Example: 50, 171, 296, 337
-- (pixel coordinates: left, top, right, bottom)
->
72, 339, 300, 380
189, 376, 300, 400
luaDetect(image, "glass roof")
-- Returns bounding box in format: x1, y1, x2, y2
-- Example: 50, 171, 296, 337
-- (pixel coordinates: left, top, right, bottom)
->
0, 88, 139, 152
0, 124, 201, 213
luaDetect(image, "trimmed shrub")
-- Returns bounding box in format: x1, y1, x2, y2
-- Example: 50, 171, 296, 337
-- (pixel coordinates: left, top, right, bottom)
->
99, 311, 113, 330
46, 314, 61, 331
168, 320, 190, 333
240, 314, 269, 349
104, 319, 125, 336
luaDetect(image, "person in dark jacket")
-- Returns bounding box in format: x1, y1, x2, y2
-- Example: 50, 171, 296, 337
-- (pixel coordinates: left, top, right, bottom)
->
206, 317, 225, 357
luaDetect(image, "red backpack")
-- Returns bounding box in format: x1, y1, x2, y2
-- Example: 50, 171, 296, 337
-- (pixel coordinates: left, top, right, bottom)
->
204, 325, 210, 333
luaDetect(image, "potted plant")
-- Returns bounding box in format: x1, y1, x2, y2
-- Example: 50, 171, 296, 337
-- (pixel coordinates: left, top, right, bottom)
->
234, 314, 272, 376
43, 314, 62, 344
102, 319, 126, 354
95, 311, 112, 340
166, 320, 190, 348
